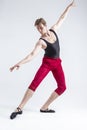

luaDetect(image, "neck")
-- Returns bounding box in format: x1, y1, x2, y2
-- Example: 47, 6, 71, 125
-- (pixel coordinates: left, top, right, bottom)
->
42, 30, 50, 37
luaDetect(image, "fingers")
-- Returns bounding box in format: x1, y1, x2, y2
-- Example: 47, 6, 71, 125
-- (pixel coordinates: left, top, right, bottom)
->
10, 67, 14, 72
70, 0, 75, 7
72, 0, 75, 5
72, 1, 76, 7
10, 65, 20, 72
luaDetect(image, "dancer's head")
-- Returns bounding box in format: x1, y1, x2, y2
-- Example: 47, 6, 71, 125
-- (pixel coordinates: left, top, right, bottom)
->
34, 18, 47, 35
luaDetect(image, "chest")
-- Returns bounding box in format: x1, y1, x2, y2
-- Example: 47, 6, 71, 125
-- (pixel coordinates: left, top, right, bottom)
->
43, 32, 57, 44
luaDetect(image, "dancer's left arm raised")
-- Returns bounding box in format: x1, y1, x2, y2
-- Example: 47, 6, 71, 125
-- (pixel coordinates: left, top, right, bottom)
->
51, 0, 75, 31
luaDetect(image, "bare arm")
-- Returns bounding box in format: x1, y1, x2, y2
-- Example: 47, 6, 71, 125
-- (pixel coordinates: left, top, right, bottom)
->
51, 0, 75, 31
10, 41, 43, 72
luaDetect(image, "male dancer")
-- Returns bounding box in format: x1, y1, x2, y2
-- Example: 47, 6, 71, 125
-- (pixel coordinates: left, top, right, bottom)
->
10, 1, 75, 119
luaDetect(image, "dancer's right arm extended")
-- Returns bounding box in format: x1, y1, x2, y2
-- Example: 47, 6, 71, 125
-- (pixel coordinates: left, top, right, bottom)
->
10, 40, 43, 72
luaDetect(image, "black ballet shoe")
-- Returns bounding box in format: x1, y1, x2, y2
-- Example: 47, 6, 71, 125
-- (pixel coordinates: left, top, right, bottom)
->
40, 108, 55, 113
10, 107, 23, 119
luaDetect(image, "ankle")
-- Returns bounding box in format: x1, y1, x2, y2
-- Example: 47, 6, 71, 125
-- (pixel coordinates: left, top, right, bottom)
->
40, 107, 48, 111
15, 107, 22, 112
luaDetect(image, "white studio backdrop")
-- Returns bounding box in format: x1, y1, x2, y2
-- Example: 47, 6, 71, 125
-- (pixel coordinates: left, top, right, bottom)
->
0, 0, 87, 112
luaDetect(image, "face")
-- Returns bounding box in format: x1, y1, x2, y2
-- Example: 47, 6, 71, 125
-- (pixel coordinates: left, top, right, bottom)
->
36, 23, 47, 35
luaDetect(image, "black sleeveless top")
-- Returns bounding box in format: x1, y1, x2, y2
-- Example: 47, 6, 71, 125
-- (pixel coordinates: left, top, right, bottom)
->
40, 29, 60, 58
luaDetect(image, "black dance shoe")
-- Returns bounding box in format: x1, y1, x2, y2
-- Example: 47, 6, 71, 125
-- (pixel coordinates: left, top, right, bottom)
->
10, 107, 23, 119
40, 108, 55, 113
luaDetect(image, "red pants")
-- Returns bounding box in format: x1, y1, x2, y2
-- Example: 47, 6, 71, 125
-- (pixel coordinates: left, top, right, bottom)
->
29, 56, 66, 95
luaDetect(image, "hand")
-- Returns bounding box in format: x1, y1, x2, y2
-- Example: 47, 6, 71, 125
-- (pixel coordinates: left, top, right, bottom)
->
70, 0, 75, 7
10, 64, 20, 72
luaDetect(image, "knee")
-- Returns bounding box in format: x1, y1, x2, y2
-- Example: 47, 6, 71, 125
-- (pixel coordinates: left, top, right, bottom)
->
28, 82, 37, 92
28, 85, 36, 92
55, 85, 66, 95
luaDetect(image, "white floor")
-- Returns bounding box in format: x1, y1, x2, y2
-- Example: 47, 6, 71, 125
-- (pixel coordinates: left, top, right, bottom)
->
0, 106, 87, 130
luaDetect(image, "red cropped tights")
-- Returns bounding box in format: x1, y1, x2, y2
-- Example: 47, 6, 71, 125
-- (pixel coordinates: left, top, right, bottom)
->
29, 56, 66, 95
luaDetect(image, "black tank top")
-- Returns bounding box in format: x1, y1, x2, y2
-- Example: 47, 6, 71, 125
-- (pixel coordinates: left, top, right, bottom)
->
40, 29, 60, 58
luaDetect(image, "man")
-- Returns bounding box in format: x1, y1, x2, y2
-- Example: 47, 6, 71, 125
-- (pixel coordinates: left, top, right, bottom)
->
10, 0, 75, 119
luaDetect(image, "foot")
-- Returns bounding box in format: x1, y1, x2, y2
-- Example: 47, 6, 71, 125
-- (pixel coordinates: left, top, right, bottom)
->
40, 108, 55, 113
10, 107, 23, 119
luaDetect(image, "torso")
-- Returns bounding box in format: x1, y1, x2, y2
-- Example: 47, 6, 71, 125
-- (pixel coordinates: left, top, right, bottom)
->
42, 31, 57, 43
40, 29, 60, 58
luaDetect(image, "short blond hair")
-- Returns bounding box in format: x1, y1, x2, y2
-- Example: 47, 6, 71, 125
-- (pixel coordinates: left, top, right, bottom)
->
34, 18, 46, 26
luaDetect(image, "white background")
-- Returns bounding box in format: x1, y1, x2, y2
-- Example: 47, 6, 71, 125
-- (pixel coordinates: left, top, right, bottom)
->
0, 0, 87, 130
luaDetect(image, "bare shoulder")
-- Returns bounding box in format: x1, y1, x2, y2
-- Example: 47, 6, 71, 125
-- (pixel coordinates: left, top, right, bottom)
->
50, 25, 58, 34
37, 39, 47, 49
